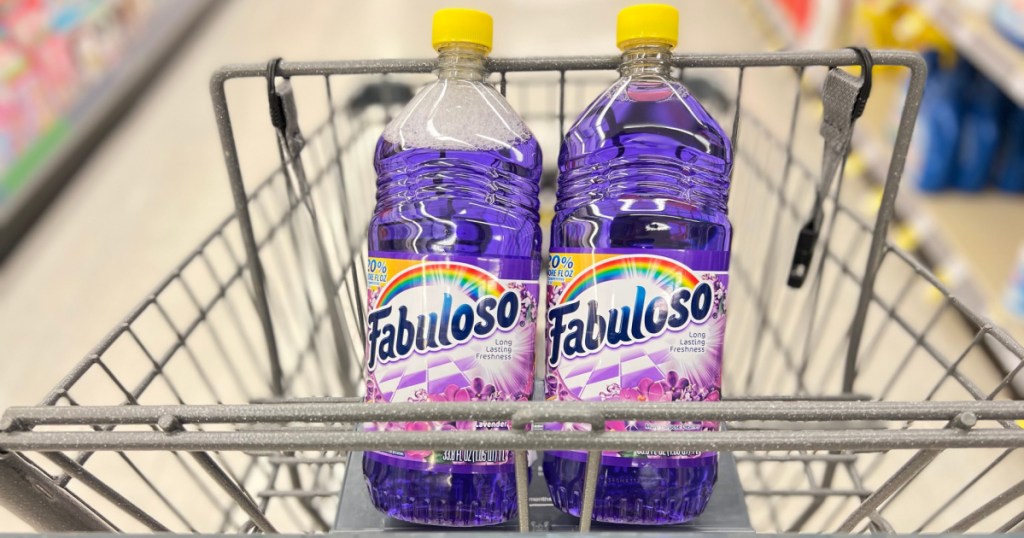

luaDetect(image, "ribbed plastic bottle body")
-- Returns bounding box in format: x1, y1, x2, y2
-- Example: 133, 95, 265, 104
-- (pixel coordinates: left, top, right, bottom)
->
552, 74, 731, 250
544, 46, 733, 525
363, 45, 541, 527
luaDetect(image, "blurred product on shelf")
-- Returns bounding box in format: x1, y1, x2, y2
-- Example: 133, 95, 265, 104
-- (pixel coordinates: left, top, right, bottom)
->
911, 53, 1024, 193
846, 0, 1024, 193
954, 66, 1009, 191
991, 0, 1024, 48
757, 0, 843, 47
1006, 244, 1024, 318
910, 50, 967, 192
857, 0, 910, 50
0, 0, 155, 207
772, 0, 815, 36
995, 105, 1024, 192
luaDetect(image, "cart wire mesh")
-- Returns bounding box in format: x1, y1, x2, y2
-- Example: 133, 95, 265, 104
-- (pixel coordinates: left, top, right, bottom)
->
1, 50, 1024, 535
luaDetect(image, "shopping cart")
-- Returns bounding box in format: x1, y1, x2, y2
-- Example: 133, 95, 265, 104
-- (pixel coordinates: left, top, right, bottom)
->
2, 49, 1024, 535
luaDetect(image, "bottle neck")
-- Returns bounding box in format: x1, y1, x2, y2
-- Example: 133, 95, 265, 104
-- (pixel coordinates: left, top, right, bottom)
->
437, 44, 488, 81
619, 42, 674, 77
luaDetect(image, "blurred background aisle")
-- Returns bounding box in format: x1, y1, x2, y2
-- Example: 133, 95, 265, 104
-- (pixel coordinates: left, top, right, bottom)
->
758, 0, 1024, 386
1, 0, 1023, 532
0, 0, 769, 419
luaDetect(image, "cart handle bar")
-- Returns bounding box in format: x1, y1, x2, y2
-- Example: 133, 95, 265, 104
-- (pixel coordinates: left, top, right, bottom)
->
3, 400, 1023, 429
210, 50, 925, 81
2, 427, 1023, 453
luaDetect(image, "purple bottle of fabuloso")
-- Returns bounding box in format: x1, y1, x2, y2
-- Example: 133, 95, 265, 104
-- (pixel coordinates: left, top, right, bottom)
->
544, 4, 732, 525
362, 8, 541, 527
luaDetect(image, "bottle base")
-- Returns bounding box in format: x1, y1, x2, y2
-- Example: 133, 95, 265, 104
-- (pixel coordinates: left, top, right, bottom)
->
362, 452, 521, 527
543, 452, 717, 525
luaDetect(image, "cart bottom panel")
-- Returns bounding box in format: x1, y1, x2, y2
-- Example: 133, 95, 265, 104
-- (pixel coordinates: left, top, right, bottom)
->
333, 452, 753, 533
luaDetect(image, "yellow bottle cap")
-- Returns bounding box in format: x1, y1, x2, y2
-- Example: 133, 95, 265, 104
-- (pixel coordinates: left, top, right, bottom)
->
432, 8, 493, 53
617, 4, 679, 50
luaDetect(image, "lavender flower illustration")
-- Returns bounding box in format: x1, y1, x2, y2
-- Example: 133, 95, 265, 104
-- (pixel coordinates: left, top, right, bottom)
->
545, 374, 571, 401
366, 286, 382, 309
504, 282, 538, 326
663, 370, 691, 401
548, 283, 565, 305
599, 382, 622, 400
702, 274, 727, 319
618, 378, 672, 402
365, 376, 384, 403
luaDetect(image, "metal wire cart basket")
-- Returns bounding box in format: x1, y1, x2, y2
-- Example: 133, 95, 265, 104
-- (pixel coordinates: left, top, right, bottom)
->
2, 49, 1024, 535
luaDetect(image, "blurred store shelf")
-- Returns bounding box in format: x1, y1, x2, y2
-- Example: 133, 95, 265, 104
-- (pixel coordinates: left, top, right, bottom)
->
750, 0, 1024, 385
913, 0, 1024, 108
0, 0, 214, 260
853, 131, 1024, 382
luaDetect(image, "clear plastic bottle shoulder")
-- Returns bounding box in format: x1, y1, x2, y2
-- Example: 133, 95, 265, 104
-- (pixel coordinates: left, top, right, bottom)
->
552, 75, 732, 252
381, 78, 532, 152
371, 78, 542, 259
559, 75, 732, 179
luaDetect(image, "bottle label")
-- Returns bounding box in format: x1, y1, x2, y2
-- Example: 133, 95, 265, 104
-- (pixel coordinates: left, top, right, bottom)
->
364, 252, 538, 472
545, 250, 727, 465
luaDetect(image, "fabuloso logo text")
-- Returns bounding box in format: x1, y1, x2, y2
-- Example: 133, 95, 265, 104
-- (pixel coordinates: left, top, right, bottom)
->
547, 256, 713, 368
366, 262, 520, 372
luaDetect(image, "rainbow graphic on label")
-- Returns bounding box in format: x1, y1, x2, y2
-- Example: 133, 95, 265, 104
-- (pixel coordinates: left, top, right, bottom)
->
544, 249, 728, 462
364, 253, 539, 472
559, 255, 700, 304
375, 262, 506, 307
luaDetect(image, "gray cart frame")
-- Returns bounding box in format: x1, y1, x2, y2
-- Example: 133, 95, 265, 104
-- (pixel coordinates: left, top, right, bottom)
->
2, 50, 1024, 534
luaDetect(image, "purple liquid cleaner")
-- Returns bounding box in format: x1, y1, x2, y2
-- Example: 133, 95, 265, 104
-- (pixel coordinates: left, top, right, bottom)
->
544, 23, 733, 526
362, 23, 542, 527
